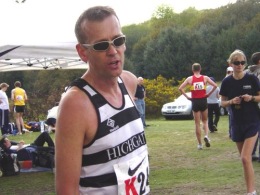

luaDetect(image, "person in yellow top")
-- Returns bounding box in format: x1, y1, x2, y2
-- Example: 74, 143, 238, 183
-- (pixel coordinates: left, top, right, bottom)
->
11, 81, 28, 135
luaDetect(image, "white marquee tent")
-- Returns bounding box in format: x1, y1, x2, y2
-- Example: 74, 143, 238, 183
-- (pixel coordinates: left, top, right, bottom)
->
0, 44, 88, 72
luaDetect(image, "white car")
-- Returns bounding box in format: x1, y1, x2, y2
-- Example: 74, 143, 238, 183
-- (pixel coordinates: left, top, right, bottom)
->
161, 92, 193, 120
161, 93, 227, 120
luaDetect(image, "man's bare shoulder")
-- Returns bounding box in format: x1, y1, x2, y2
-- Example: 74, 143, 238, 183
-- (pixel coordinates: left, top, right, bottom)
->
184, 76, 193, 83
62, 86, 82, 99
58, 86, 97, 144
60, 87, 91, 108
121, 70, 137, 80
120, 70, 138, 95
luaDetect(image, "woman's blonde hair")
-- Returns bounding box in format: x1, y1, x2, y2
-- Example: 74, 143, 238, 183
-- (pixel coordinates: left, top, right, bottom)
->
227, 49, 247, 65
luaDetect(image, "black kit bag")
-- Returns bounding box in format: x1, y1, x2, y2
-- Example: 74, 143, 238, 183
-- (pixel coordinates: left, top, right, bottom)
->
34, 147, 55, 169
0, 149, 20, 176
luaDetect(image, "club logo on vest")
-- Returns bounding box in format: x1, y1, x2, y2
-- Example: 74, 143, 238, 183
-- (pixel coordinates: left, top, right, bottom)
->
107, 118, 119, 133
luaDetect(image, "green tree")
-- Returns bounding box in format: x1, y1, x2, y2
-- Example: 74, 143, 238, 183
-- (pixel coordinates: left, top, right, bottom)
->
2, 0, 260, 120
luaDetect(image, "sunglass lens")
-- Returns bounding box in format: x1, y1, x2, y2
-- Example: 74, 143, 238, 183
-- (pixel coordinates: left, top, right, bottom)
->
233, 61, 246, 65
93, 42, 109, 51
114, 37, 126, 47
91, 36, 125, 51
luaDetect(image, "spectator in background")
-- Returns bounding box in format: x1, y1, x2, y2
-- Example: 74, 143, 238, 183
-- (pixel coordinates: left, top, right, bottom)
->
226, 66, 233, 77
220, 49, 260, 195
46, 87, 67, 133
134, 76, 147, 128
45, 103, 58, 133
0, 83, 10, 135
0, 131, 54, 153
179, 63, 217, 150
245, 51, 260, 162
11, 81, 28, 135
225, 66, 234, 138
206, 77, 220, 133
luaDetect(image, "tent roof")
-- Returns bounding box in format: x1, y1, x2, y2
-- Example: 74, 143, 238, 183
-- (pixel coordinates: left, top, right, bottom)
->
0, 44, 88, 71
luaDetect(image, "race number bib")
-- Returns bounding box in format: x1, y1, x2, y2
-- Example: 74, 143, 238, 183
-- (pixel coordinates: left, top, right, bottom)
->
193, 81, 204, 90
114, 153, 150, 195
16, 95, 23, 101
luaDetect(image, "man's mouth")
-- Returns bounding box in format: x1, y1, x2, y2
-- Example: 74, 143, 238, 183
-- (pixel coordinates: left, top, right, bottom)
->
108, 60, 120, 68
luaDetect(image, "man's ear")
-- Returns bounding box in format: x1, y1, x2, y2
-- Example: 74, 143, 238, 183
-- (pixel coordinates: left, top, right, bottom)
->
76, 44, 88, 63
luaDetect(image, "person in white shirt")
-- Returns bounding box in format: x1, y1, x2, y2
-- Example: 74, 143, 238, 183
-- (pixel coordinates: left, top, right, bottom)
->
206, 77, 220, 133
45, 105, 58, 133
0, 83, 10, 135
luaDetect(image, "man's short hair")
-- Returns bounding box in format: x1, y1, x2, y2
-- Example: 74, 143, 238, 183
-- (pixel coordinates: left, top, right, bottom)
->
251, 52, 260, 65
138, 77, 144, 81
75, 6, 119, 44
14, 81, 21, 87
0, 83, 9, 89
192, 63, 201, 72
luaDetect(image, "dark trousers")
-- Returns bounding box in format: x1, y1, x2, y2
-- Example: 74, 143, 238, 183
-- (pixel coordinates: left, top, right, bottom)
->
0, 109, 10, 135
208, 103, 220, 132
31, 132, 54, 147
1, 124, 9, 135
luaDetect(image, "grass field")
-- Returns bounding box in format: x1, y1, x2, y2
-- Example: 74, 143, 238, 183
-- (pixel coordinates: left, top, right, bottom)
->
1, 116, 260, 195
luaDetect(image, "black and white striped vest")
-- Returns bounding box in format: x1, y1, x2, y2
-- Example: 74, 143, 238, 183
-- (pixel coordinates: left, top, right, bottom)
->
70, 77, 150, 195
